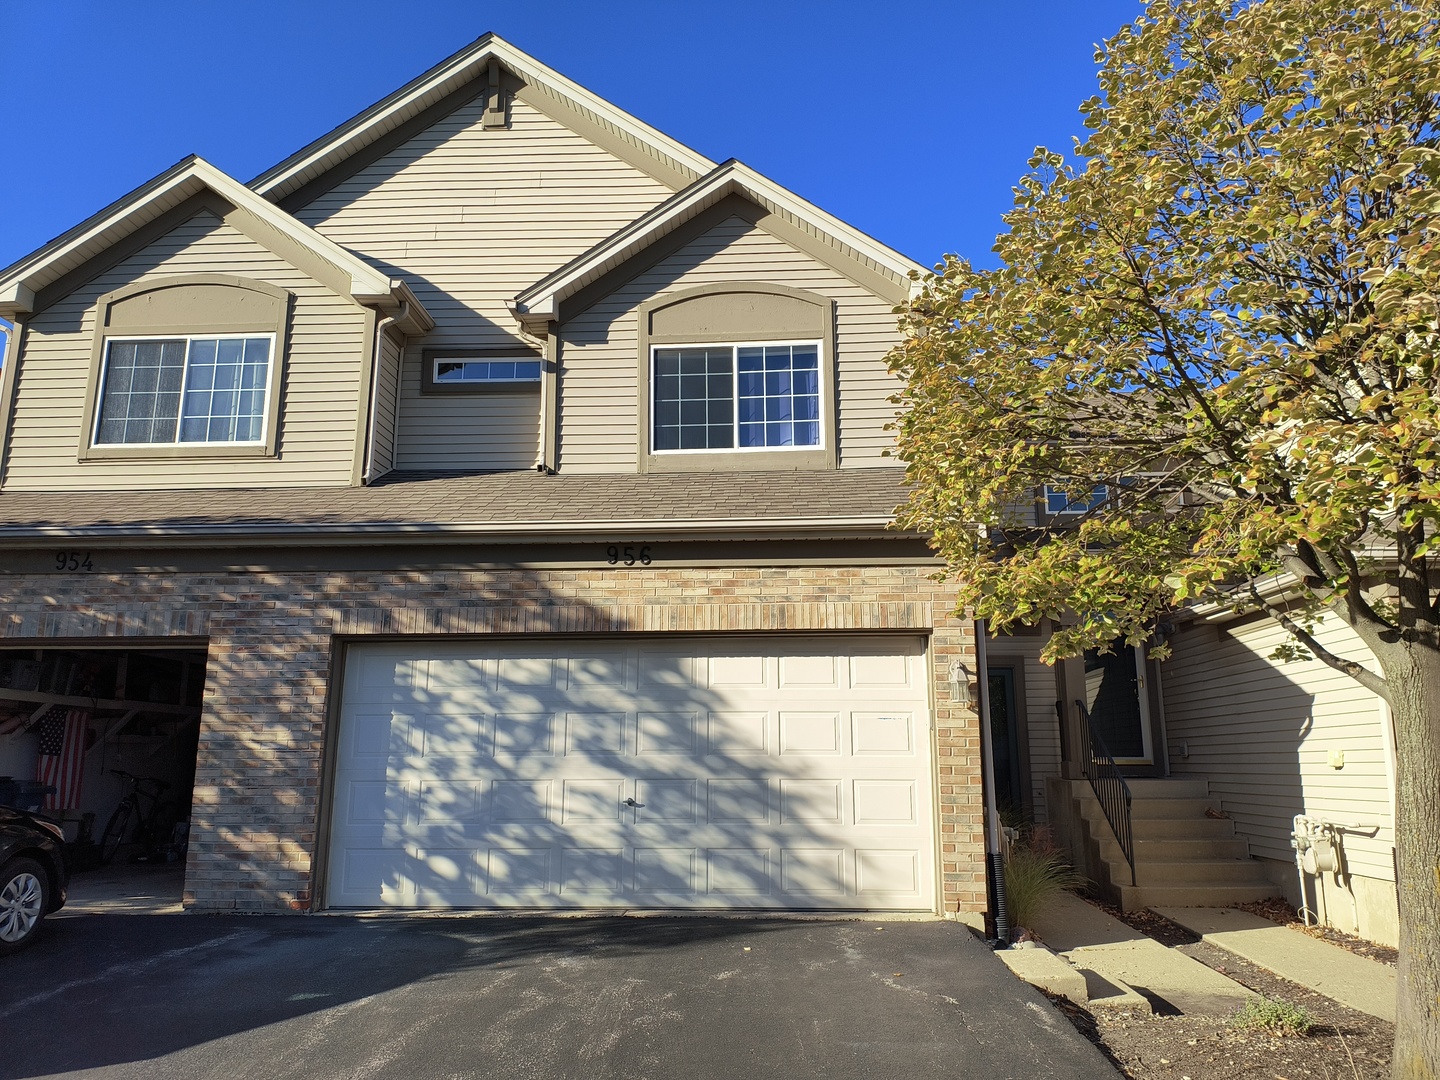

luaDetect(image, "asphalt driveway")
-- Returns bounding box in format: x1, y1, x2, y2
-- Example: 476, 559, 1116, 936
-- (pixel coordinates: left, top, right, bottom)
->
1, 911, 1118, 1079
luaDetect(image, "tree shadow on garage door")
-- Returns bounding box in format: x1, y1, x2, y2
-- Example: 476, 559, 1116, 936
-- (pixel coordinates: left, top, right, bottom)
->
325, 630, 935, 911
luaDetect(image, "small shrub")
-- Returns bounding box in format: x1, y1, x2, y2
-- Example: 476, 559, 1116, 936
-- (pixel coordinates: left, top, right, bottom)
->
1230, 996, 1317, 1037
1003, 838, 1086, 929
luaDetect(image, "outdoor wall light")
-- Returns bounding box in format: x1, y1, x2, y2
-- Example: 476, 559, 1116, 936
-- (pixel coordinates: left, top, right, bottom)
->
950, 660, 977, 708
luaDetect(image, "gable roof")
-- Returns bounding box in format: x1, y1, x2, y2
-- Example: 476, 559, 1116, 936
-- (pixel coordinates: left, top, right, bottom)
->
0, 157, 427, 320
512, 159, 927, 328
250, 33, 719, 204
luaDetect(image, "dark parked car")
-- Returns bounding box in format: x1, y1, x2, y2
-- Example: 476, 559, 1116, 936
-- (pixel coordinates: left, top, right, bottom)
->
0, 804, 68, 953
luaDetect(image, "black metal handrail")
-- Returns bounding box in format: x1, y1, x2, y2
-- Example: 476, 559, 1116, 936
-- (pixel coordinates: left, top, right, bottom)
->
1071, 698, 1136, 886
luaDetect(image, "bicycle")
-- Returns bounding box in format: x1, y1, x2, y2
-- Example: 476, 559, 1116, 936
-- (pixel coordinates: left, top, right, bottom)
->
98, 770, 180, 866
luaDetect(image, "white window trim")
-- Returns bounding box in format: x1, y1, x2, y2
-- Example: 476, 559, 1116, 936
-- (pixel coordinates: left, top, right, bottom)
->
649, 339, 825, 456
93, 333, 276, 449
1044, 483, 1108, 516
431, 356, 543, 385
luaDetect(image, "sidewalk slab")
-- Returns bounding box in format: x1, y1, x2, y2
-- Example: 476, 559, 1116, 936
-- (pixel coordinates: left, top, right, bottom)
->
1154, 906, 1396, 1022
1031, 893, 1253, 1016
996, 944, 1091, 1004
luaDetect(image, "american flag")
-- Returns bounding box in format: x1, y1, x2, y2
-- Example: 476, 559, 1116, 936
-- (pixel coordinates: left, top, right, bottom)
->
34, 705, 89, 810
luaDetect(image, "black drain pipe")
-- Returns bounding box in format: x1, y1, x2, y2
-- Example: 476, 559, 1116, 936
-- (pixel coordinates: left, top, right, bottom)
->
974, 621, 1011, 946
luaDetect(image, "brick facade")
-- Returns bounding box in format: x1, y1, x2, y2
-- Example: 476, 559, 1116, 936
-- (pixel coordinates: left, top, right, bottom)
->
1, 561, 983, 915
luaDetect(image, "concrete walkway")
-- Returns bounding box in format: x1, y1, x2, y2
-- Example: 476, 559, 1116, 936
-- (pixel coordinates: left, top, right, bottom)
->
1025, 892, 1254, 1016
1155, 906, 1396, 1022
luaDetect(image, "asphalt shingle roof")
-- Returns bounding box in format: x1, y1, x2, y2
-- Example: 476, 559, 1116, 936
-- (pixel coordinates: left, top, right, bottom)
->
0, 469, 911, 536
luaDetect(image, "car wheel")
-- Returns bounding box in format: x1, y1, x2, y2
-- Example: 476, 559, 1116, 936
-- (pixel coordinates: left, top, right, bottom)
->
0, 857, 50, 955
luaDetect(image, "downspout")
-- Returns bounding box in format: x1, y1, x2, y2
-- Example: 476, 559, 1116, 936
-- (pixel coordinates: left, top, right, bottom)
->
361, 312, 398, 486
974, 620, 1011, 945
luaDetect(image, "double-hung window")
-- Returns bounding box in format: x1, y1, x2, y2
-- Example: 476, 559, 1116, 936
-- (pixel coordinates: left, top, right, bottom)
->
94, 335, 273, 446
651, 342, 821, 452
1043, 483, 1109, 516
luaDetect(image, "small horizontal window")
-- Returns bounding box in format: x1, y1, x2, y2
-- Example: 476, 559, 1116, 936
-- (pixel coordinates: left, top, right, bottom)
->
434, 359, 542, 384
1044, 484, 1108, 515
94, 335, 273, 446
652, 342, 820, 453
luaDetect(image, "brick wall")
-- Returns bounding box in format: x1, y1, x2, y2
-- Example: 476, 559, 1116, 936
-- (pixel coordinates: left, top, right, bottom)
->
0, 563, 983, 915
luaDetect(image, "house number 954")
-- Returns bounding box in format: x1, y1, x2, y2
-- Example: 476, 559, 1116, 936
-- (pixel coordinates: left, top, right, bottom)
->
54, 550, 95, 572
606, 544, 652, 566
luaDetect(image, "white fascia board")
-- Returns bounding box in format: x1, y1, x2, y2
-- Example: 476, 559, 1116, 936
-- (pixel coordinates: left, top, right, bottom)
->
251, 34, 717, 201
724, 162, 926, 282
191, 161, 394, 298
0, 157, 400, 313
517, 161, 925, 316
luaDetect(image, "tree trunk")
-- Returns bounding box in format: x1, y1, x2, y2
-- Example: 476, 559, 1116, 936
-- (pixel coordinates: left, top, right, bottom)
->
1383, 644, 1440, 1078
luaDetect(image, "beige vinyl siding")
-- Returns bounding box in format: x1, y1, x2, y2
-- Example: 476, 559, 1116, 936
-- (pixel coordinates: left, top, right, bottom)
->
395, 382, 541, 471
369, 329, 403, 477
4, 211, 366, 491
1162, 611, 1395, 881
988, 633, 1061, 824
294, 96, 671, 473
557, 215, 905, 473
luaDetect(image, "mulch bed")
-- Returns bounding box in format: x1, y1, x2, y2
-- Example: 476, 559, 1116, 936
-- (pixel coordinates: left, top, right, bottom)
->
1043, 898, 1395, 1079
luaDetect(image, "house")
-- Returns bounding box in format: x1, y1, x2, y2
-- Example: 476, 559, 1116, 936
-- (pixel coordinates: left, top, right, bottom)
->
0, 36, 986, 917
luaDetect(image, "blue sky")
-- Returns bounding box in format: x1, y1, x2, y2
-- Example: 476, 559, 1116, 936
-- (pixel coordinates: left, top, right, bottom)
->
0, 0, 1141, 344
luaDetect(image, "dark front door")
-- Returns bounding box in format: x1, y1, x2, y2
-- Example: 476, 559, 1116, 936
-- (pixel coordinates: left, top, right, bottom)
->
987, 665, 1024, 823
1082, 644, 1154, 766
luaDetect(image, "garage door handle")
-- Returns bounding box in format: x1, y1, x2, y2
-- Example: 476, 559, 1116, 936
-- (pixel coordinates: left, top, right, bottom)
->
623, 798, 644, 808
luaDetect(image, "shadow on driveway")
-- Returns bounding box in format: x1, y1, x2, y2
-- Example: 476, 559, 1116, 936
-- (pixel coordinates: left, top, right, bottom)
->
1, 912, 1118, 1079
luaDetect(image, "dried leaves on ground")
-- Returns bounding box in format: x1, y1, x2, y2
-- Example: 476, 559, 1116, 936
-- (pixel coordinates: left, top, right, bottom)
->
1044, 900, 1394, 1080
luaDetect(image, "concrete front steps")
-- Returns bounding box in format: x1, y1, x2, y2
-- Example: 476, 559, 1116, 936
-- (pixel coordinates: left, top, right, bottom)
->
1053, 776, 1280, 912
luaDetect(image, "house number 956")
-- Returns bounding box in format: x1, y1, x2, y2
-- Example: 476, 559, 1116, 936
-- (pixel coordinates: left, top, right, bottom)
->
606, 544, 652, 566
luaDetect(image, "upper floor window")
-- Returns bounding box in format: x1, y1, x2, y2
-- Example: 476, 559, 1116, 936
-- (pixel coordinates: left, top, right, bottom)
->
434, 357, 541, 385
1044, 483, 1108, 516
652, 342, 821, 453
94, 334, 273, 446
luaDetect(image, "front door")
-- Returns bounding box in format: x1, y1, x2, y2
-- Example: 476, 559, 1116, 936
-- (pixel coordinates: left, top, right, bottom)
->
1082, 644, 1155, 767
986, 666, 1025, 824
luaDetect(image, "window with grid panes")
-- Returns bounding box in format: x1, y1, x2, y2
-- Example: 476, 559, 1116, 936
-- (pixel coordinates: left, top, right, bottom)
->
651, 343, 820, 452
94, 335, 273, 445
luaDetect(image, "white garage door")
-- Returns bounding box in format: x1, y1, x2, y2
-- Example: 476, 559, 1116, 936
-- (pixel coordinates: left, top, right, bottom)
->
326, 635, 934, 909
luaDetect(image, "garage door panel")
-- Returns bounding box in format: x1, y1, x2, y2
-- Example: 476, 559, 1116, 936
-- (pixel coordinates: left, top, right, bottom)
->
563, 711, 626, 756
491, 779, 553, 823
779, 779, 844, 824
634, 847, 699, 893
330, 635, 933, 910
706, 848, 772, 895
706, 778, 769, 823
635, 779, 697, 823
561, 779, 625, 823
559, 847, 627, 894
486, 847, 553, 895
853, 780, 919, 825
636, 711, 699, 755
852, 712, 916, 755
704, 653, 766, 689
779, 712, 841, 755
781, 848, 847, 895
492, 713, 556, 759
706, 711, 768, 755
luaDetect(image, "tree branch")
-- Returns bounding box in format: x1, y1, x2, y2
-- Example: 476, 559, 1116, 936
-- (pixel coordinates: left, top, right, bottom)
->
1247, 583, 1391, 703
